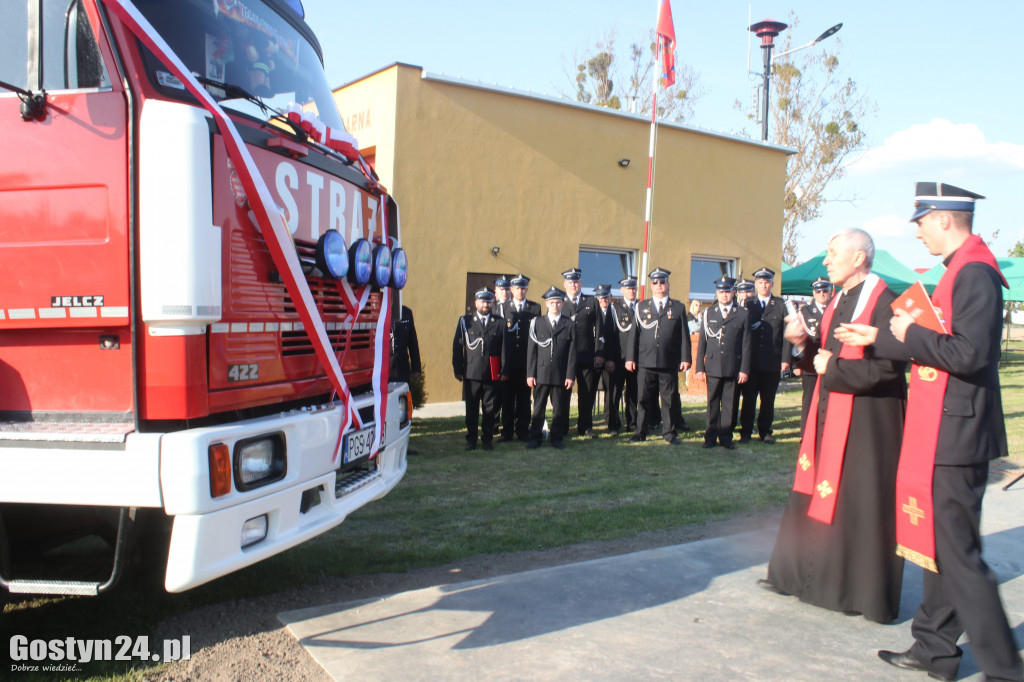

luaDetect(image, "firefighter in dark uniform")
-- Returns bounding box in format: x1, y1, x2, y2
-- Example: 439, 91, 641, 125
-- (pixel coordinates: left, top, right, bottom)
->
497, 274, 540, 441
452, 288, 505, 451
733, 278, 755, 427
740, 266, 790, 443
390, 305, 421, 385
562, 267, 605, 438
526, 287, 578, 450
695, 277, 751, 449
593, 284, 621, 434
625, 268, 692, 445
493, 276, 511, 312
788, 276, 833, 434
610, 275, 640, 434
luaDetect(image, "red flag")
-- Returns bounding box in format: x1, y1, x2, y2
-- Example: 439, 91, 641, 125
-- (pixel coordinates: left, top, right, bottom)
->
656, 0, 676, 88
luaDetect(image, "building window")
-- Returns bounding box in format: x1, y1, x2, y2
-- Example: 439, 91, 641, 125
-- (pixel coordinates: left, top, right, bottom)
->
689, 256, 736, 302
578, 247, 635, 296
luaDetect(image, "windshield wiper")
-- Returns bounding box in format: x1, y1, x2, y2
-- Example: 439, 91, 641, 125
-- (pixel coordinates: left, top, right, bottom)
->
194, 75, 307, 141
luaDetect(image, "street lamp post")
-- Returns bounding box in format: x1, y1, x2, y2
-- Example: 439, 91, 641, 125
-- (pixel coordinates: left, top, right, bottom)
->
748, 20, 843, 142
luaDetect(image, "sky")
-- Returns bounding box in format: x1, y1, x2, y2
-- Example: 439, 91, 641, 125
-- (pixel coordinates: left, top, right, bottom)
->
303, 0, 1024, 270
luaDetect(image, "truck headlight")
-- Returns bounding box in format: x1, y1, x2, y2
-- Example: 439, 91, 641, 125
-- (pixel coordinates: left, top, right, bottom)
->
372, 244, 391, 287
241, 514, 268, 548
391, 248, 408, 289
233, 433, 287, 491
348, 239, 372, 285
315, 229, 348, 279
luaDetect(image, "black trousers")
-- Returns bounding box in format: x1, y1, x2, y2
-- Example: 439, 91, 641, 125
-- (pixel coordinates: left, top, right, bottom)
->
614, 365, 638, 432
463, 378, 499, 445
909, 463, 1023, 681
575, 362, 600, 435
705, 376, 739, 445
601, 365, 621, 431
635, 367, 677, 439
530, 383, 571, 443
799, 372, 818, 436
500, 367, 532, 439
740, 369, 780, 438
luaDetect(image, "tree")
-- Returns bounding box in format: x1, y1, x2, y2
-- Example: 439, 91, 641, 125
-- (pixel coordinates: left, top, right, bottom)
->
565, 30, 704, 123
748, 14, 874, 264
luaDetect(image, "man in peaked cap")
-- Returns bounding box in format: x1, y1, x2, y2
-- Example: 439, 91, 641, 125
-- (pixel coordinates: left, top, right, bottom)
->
739, 266, 790, 443
836, 183, 1022, 681
695, 277, 751, 449
493, 277, 512, 310
787, 276, 834, 434
497, 274, 541, 442
562, 267, 606, 438
593, 284, 621, 434
625, 268, 692, 445
526, 287, 577, 450
610, 276, 640, 434
452, 288, 506, 451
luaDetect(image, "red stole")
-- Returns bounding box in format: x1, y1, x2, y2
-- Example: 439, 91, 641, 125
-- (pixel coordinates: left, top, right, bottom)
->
895, 234, 1007, 572
793, 276, 887, 524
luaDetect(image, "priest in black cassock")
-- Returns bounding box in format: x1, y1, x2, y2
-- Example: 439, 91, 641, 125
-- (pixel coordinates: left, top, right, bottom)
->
759, 228, 907, 623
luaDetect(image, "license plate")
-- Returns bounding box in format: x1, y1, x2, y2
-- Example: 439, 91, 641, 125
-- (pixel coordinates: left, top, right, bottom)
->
343, 424, 377, 463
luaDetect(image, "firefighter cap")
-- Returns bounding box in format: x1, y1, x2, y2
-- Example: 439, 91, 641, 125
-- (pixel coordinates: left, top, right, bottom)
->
475, 288, 495, 301
619, 275, 638, 289
911, 182, 985, 221
542, 287, 566, 300
561, 268, 582, 282
649, 267, 671, 282
510, 274, 530, 287
593, 284, 612, 298
753, 266, 775, 281
811, 276, 833, 292
715, 277, 737, 291
494, 277, 510, 290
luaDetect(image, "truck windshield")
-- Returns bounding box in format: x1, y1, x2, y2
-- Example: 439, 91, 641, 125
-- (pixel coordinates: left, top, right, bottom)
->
134, 0, 343, 130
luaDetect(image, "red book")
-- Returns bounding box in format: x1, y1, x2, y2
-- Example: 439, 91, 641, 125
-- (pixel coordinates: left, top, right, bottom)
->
891, 281, 946, 334
489, 356, 502, 381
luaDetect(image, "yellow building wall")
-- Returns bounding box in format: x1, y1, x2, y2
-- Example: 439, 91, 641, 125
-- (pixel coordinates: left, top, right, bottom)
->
336, 64, 788, 403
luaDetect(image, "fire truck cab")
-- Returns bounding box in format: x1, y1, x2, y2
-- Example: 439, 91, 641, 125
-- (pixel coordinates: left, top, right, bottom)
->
0, 0, 410, 595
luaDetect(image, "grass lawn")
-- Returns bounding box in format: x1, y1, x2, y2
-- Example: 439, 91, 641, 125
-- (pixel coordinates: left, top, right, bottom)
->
4, 343, 1024, 679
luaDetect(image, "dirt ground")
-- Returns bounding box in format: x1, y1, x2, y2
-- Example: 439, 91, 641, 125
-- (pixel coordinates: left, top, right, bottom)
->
144, 511, 782, 681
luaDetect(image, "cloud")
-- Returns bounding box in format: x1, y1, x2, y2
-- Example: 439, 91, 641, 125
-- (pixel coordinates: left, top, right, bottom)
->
862, 213, 913, 238
850, 119, 1024, 174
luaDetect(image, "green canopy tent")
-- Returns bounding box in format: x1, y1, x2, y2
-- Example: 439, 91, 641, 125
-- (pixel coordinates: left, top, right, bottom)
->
780, 250, 926, 296
915, 258, 1024, 302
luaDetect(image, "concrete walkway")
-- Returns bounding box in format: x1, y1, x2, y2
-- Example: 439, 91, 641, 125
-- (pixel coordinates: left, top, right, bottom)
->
280, 474, 1024, 681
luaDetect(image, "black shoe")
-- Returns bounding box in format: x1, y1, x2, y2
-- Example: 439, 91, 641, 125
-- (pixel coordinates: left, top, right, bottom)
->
677, 423, 691, 433
756, 578, 789, 596
738, 435, 752, 444
551, 440, 566, 450
702, 441, 716, 449
721, 442, 736, 450
499, 435, 514, 443
877, 650, 954, 681
407, 448, 420, 456
482, 441, 494, 451
629, 434, 646, 443
664, 435, 679, 445
526, 440, 541, 449
761, 434, 776, 444
465, 442, 476, 451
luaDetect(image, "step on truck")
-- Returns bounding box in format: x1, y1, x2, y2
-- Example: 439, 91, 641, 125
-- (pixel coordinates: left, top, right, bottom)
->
0, 0, 411, 595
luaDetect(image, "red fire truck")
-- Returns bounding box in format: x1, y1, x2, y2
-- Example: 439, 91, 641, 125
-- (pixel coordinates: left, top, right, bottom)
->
0, 0, 410, 595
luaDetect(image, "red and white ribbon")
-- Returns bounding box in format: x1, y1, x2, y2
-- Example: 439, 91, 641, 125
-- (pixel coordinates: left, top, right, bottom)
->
100, 0, 389, 456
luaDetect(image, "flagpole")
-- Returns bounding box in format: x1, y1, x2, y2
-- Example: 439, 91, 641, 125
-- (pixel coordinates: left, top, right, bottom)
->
639, 72, 658, 301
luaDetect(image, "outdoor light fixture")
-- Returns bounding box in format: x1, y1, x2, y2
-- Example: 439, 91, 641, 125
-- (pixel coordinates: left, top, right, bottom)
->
391, 248, 409, 289
749, 19, 842, 142
372, 243, 392, 288
491, 246, 500, 258
618, 158, 631, 167
315, 229, 348, 279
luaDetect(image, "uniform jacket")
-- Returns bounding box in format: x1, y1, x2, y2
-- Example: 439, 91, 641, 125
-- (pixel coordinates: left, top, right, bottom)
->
390, 306, 421, 383
563, 294, 605, 363
611, 299, 637, 360
596, 305, 621, 364
878, 260, 1008, 465
625, 297, 692, 370
452, 313, 505, 382
792, 301, 826, 375
527, 315, 578, 385
746, 294, 787, 371
498, 299, 541, 371
696, 302, 751, 377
